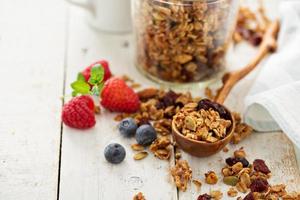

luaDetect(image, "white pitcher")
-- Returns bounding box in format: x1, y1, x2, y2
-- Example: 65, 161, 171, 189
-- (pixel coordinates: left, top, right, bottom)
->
66, 0, 132, 33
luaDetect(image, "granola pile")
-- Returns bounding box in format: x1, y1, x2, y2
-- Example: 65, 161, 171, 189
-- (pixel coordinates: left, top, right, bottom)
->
196, 148, 300, 199
173, 103, 232, 142
133, 0, 238, 83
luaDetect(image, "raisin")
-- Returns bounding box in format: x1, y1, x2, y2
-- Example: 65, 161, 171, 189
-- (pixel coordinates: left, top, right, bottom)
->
243, 192, 254, 200
253, 159, 271, 174
197, 194, 212, 200
197, 99, 214, 110
163, 90, 179, 107
250, 178, 269, 192
225, 157, 249, 168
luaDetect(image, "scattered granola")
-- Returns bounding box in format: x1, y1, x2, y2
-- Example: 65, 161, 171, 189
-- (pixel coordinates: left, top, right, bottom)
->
221, 149, 300, 200
231, 112, 253, 144
133, 192, 146, 200
170, 160, 192, 192
133, 0, 238, 83
227, 187, 238, 197
133, 151, 149, 160
205, 171, 218, 185
94, 105, 101, 114
223, 146, 229, 153
210, 190, 223, 200
149, 136, 172, 160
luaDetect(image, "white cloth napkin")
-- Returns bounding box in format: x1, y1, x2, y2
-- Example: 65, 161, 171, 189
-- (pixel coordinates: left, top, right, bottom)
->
244, 1, 300, 148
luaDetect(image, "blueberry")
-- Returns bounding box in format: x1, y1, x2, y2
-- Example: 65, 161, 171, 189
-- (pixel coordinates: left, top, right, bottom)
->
118, 118, 138, 138
135, 124, 157, 146
104, 143, 126, 164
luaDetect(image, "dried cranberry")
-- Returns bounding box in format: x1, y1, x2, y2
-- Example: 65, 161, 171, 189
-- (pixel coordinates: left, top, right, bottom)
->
162, 90, 179, 107
225, 157, 249, 167
197, 99, 231, 120
250, 178, 269, 192
197, 194, 212, 200
253, 159, 271, 174
243, 192, 254, 200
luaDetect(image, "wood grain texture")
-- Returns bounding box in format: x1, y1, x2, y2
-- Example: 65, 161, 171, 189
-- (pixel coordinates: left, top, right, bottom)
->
0, 0, 66, 199
59, 7, 177, 200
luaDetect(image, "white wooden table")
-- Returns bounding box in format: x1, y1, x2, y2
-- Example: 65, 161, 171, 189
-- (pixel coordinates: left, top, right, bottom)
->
0, 0, 299, 199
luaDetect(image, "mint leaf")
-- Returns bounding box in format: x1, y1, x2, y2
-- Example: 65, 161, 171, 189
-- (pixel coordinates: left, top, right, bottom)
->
91, 85, 100, 96
71, 80, 90, 95
98, 81, 104, 94
77, 73, 86, 82
90, 82, 104, 96
88, 65, 104, 85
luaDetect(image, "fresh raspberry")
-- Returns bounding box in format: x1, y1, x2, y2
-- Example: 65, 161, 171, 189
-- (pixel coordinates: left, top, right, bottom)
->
82, 60, 112, 82
62, 95, 96, 129
101, 77, 140, 113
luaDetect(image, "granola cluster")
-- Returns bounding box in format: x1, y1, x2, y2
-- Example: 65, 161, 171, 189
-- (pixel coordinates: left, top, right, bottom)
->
170, 160, 192, 191
133, 192, 146, 200
233, 4, 270, 47
173, 103, 232, 142
231, 112, 253, 144
133, 0, 238, 83
149, 136, 172, 160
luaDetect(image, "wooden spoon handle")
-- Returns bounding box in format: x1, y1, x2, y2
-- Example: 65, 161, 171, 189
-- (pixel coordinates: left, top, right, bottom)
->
215, 20, 280, 104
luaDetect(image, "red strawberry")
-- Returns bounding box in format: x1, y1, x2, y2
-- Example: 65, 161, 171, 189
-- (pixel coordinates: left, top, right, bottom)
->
82, 60, 112, 82
101, 77, 140, 113
62, 95, 96, 129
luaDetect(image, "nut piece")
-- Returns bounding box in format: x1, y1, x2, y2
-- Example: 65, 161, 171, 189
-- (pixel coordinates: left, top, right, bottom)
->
131, 144, 144, 151
205, 171, 218, 185
234, 148, 246, 158
210, 190, 223, 200
223, 176, 239, 186
227, 187, 238, 197
134, 152, 148, 160
171, 160, 192, 192
192, 179, 202, 191
133, 192, 146, 200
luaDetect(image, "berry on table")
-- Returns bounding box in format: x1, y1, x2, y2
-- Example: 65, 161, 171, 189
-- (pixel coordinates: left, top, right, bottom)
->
101, 77, 140, 113
104, 143, 126, 164
119, 118, 138, 138
135, 124, 157, 146
62, 95, 96, 129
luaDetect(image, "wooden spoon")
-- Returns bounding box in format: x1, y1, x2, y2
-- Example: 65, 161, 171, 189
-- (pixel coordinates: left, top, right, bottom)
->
215, 19, 280, 104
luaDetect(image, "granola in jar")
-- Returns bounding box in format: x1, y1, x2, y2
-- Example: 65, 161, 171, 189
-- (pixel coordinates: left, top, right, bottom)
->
132, 0, 239, 83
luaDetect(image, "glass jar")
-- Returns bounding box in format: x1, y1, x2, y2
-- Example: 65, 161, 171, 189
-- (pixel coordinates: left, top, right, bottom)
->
132, 0, 239, 84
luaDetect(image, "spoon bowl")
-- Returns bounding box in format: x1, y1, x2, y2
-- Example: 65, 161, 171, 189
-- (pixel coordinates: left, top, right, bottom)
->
172, 103, 235, 157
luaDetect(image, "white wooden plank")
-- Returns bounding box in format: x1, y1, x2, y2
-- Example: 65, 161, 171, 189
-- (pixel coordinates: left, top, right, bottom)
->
59, 6, 177, 200
0, 0, 67, 199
